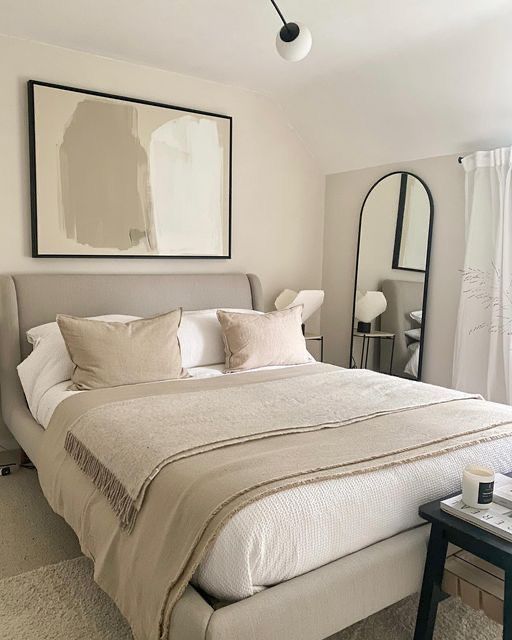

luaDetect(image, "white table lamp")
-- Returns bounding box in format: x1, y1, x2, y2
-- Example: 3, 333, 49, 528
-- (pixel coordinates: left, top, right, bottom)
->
275, 289, 324, 324
355, 291, 387, 333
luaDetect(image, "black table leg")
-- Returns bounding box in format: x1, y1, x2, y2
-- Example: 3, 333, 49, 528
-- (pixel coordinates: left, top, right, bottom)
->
320, 337, 324, 363
413, 524, 448, 640
504, 570, 512, 640
389, 335, 395, 375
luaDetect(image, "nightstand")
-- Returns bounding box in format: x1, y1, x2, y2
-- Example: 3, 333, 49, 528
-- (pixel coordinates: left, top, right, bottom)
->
414, 489, 512, 640
305, 334, 324, 362
352, 330, 395, 374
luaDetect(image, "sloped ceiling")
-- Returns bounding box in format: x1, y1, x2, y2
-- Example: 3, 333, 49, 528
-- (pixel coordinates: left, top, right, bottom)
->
2, 0, 512, 173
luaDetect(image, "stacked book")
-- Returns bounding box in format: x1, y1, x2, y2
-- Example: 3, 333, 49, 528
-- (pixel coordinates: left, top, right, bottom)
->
440, 473, 512, 543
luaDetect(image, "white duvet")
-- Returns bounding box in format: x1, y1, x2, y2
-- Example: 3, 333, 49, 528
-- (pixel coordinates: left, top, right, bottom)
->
31, 365, 512, 602
404, 341, 420, 378
195, 434, 512, 600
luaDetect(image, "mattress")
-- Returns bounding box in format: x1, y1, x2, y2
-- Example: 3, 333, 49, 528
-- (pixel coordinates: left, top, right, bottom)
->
35, 365, 512, 602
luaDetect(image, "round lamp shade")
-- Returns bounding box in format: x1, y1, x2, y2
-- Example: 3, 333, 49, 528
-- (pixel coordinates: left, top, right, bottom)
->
275, 289, 298, 310
355, 291, 387, 323
275, 289, 324, 322
276, 22, 312, 62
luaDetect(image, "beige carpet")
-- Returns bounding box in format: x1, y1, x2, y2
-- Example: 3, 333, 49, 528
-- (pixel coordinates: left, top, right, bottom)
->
0, 557, 132, 640
0, 556, 503, 640
0, 468, 81, 579
0, 470, 503, 640
330, 592, 502, 640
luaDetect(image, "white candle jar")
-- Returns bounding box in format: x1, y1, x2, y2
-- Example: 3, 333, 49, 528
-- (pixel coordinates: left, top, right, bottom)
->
462, 464, 495, 509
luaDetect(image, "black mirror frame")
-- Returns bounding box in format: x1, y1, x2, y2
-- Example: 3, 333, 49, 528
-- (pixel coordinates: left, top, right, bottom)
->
349, 171, 434, 380
391, 173, 427, 273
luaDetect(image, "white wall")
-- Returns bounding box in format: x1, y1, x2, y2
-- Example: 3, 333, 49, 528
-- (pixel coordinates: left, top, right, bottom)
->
0, 37, 474, 415
322, 154, 465, 388
0, 35, 325, 448
0, 35, 325, 311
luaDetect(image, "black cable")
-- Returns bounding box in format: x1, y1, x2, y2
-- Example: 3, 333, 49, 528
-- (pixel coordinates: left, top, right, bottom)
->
269, 0, 288, 27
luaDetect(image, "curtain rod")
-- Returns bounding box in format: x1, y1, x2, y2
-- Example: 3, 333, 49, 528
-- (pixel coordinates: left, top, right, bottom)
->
458, 156, 464, 164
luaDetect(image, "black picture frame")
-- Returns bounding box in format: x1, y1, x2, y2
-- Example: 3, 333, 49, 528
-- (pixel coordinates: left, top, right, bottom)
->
28, 80, 233, 259
349, 171, 434, 381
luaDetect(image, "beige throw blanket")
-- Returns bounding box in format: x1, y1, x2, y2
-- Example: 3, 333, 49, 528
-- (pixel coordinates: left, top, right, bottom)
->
65, 365, 479, 531
38, 364, 512, 640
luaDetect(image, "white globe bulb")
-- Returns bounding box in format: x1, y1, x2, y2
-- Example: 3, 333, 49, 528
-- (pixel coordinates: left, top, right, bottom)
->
276, 22, 312, 62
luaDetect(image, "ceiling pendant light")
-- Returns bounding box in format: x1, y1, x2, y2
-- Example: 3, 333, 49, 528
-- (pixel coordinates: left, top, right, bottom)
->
270, 0, 312, 62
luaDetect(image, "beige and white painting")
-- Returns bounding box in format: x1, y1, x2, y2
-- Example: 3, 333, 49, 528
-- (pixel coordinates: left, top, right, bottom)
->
29, 82, 231, 257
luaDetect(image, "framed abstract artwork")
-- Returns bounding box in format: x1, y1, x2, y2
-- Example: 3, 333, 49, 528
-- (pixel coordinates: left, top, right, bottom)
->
28, 81, 232, 258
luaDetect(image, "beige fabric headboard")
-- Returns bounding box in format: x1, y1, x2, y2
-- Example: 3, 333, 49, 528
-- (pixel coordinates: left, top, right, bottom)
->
10, 273, 263, 359
0, 272, 263, 461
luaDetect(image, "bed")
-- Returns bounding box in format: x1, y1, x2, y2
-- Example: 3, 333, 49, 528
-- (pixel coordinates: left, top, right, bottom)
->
380, 279, 424, 377
2, 273, 512, 640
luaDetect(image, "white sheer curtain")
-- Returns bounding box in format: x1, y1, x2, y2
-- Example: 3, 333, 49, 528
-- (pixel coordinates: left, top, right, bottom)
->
453, 147, 512, 402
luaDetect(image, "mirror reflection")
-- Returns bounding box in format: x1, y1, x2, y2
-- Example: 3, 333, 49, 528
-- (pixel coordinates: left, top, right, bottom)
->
350, 172, 433, 380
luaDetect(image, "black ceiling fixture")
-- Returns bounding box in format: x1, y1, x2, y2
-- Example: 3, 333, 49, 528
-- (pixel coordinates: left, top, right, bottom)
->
269, 0, 312, 62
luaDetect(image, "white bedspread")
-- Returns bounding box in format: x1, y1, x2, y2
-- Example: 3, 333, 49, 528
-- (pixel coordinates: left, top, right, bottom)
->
195, 438, 512, 599
404, 342, 420, 377
36, 366, 512, 602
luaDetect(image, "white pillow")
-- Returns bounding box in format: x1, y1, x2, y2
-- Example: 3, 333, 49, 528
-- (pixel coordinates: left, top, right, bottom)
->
179, 309, 225, 368
179, 308, 262, 368
18, 309, 261, 420
18, 315, 139, 420
404, 328, 421, 342
26, 314, 139, 345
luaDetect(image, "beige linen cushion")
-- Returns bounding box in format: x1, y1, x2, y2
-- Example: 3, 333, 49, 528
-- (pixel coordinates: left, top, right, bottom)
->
57, 309, 186, 390
217, 306, 315, 372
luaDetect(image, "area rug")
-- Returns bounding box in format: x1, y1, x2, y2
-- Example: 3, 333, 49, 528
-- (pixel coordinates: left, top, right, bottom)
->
0, 556, 502, 640
329, 590, 502, 640
0, 557, 132, 640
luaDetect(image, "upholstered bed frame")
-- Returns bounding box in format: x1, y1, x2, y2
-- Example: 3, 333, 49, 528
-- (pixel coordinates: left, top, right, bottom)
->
0, 273, 428, 640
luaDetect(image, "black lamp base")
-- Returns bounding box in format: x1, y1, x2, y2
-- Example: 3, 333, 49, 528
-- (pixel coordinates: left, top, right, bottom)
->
357, 321, 371, 333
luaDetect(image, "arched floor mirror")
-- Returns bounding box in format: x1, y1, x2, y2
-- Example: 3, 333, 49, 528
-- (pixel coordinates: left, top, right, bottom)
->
349, 172, 434, 380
